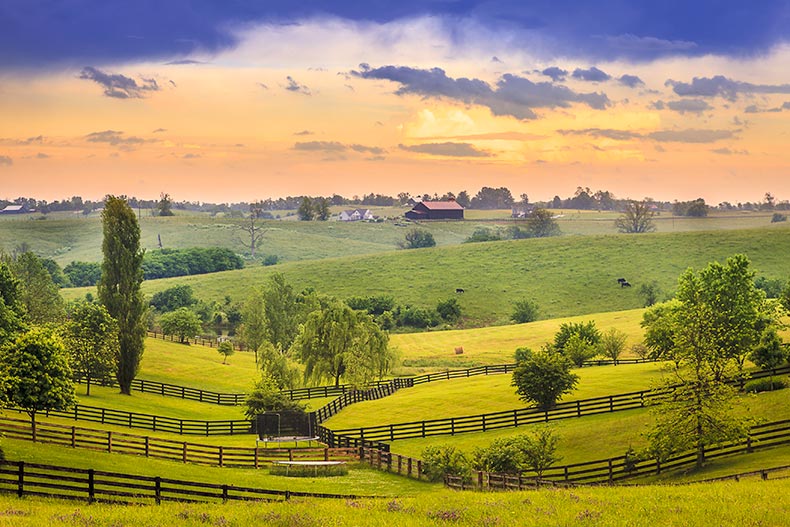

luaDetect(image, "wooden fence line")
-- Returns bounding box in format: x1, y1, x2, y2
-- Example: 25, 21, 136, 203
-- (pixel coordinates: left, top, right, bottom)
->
319, 365, 790, 448
445, 419, 790, 490
0, 416, 358, 469
0, 460, 376, 505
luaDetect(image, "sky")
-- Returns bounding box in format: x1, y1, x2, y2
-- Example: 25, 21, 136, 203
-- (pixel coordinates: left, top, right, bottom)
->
1, 1, 790, 204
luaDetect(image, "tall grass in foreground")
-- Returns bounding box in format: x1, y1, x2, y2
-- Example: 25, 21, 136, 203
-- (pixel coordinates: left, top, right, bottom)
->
0, 479, 787, 526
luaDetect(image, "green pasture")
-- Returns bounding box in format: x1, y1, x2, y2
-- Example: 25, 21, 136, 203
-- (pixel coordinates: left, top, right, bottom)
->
62, 225, 790, 327
0, 475, 787, 527
1, 439, 431, 497
391, 308, 646, 371
385, 387, 790, 462
324, 362, 668, 430
138, 337, 258, 392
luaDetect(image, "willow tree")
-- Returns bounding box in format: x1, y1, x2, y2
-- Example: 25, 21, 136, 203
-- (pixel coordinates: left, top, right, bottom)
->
292, 300, 391, 388
98, 196, 146, 395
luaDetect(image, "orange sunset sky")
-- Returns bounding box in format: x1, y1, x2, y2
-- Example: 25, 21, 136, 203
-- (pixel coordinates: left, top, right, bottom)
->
1, 3, 789, 204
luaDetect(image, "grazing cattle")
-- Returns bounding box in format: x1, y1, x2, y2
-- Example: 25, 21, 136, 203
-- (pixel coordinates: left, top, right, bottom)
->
617, 278, 627, 285
621, 281, 632, 288
455, 288, 465, 293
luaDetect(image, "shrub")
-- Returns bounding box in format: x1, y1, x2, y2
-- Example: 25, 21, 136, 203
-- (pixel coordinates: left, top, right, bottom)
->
564, 333, 599, 367
744, 377, 788, 393
511, 299, 539, 324
771, 212, 787, 223
599, 328, 627, 363
631, 343, 650, 359
397, 305, 438, 328
464, 227, 501, 243
402, 229, 436, 249
150, 284, 197, 312
262, 255, 279, 266
421, 445, 470, 482
472, 429, 561, 477
436, 297, 462, 323
244, 373, 305, 420
554, 321, 601, 353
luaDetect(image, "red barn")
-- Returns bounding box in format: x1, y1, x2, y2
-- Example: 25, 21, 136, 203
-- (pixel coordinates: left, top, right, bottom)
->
405, 200, 464, 220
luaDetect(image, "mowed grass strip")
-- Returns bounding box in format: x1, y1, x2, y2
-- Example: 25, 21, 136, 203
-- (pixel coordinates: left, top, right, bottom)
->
386, 388, 790, 462
323, 362, 669, 430
63, 225, 790, 327
1, 472, 788, 527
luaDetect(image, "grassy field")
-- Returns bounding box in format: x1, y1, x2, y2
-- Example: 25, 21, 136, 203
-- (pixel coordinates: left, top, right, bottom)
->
391, 308, 647, 371
0, 477, 787, 526
324, 362, 669, 429
385, 387, 790, 462
62, 225, 790, 327
1, 438, 430, 496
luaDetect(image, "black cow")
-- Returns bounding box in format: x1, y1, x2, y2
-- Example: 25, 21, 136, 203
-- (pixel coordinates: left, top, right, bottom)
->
455, 288, 465, 293
621, 281, 632, 288
617, 278, 627, 285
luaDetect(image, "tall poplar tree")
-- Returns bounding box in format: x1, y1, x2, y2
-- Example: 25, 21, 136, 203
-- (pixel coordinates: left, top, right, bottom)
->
98, 196, 146, 395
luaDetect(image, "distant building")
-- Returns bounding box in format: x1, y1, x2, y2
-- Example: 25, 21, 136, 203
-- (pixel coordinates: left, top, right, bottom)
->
339, 209, 374, 221
405, 200, 464, 220
511, 204, 536, 218
0, 205, 27, 214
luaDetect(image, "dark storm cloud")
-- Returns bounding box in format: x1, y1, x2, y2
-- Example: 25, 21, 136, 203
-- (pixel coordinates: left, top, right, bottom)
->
351, 65, 610, 120
398, 142, 492, 157
79, 66, 160, 98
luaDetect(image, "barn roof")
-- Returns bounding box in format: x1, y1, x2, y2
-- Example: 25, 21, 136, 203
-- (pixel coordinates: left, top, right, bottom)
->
0, 205, 24, 212
419, 201, 464, 210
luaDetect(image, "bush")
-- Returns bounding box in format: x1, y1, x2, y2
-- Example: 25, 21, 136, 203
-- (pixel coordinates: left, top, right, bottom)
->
397, 305, 438, 328
142, 248, 244, 279
511, 299, 539, 324
472, 437, 525, 473
262, 255, 279, 266
554, 321, 601, 353
744, 377, 788, 393
436, 297, 462, 323
463, 227, 501, 243
63, 261, 102, 287
421, 445, 470, 482
150, 284, 197, 312
402, 229, 436, 249
564, 333, 599, 367
244, 373, 306, 420
771, 213, 787, 223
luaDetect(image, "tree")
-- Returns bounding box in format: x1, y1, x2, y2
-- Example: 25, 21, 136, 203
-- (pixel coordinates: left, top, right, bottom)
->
150, 284, 197, 312
642, 255, 769, 467
553, 321, 601, 355
292, 300, 392, 387
563, 333, 599, 367
519, 427, 562, 478
0, 262, 24, 346
159, 307, 202, 344
261, 273, 301, 352
98, 196, 147, 395
297, 197, 314, 220
436, 297, 462, 323
239, 286, 268, 365
40, 258, 71, 287
243, 373, 305, 420
156, 192, 174, 216
218, 341, 234, 364
0, 327, 75, 441
237, 203, 267, 258
749, 328, 786, 388
614, 200, 656, 233
313, 197, 330, 221
61, 302, 118, 396
63, 261, 102, 287
511, 346, 578, 410
600, 327, 627, 364
422, 445, 471, 482
402, 229, 436, 249
525, 208, 560, 238
638, 281, 661, 307
12, 252, 65, 324
511, 299, 539, 324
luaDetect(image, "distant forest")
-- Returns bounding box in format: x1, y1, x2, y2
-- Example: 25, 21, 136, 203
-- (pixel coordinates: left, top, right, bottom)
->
2, 187, 787, 215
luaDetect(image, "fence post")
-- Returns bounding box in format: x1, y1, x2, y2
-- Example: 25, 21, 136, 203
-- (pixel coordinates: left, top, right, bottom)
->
285, 490, 291, 501
254, 447, 259, 469
17, 462, 24, 497
747, 435, 753, 453
182, 442, 187, 463
478, 471, 483, 489
107, 431, 113, 453
761, 470, 768, 481
87, 469, 95, 503
221, 484, 229, 503
145, 436, 150, 457
155, 476, 162, 505
609, 395, 614, 412
407, 457, 412, 478
608, 459, 613, 483
577, 401, 581, 417
219, 446, 224, 467
71, 427, 76, 448
417, 460, 422, 479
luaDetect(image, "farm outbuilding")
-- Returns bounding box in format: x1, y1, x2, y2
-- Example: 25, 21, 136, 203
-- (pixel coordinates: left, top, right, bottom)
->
405, 200, 464, 220
0, 205, 27, 214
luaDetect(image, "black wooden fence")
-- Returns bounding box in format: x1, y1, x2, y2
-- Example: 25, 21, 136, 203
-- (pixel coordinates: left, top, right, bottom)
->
319, 365, 790, 448
446, 419, 790, 490
0, 460, 374, 505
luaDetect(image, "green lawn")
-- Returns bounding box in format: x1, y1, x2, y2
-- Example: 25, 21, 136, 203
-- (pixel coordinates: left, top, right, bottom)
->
324, 362, 668, 430
62, 224, 790, 328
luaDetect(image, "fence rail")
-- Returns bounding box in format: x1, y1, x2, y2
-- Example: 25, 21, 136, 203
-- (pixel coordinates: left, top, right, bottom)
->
0, 417, 358, 469
0, 460, 374, 505
4, 405, 253, 437
319, 365, 790, 448
446, 419, 790, 490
